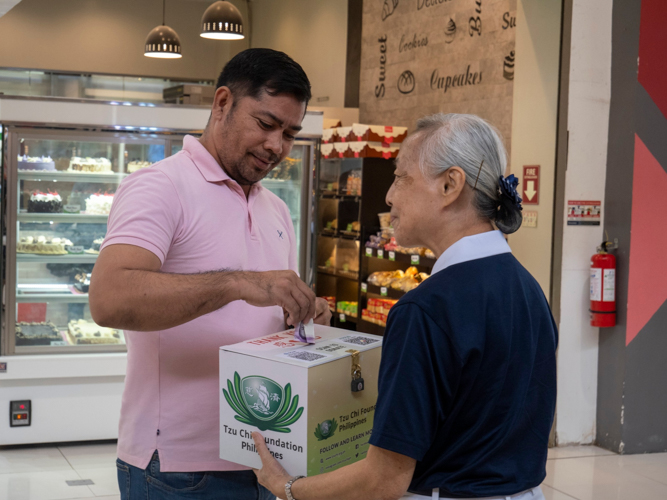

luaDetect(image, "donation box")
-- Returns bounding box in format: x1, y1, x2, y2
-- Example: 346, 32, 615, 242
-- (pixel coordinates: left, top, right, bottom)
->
219, 325, 382, 477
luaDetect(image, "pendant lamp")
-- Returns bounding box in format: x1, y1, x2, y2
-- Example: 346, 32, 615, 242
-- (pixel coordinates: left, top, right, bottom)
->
144, 0, 182, 58
200, 1, 245, 40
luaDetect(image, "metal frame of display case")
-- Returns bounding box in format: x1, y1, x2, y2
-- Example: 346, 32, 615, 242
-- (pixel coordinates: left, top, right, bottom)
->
2, 126, 188, 355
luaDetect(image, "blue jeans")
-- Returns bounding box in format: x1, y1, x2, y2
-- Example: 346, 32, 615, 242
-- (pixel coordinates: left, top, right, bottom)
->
117, 452, 276, 500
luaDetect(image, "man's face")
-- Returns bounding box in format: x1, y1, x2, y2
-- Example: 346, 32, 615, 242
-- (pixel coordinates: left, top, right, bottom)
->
385, 133, 444, 248
211, 89, 306, 185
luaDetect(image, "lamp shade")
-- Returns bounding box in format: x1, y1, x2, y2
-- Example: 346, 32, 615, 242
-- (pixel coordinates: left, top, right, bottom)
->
200, 1, 245, 40
144, 25, 182, 58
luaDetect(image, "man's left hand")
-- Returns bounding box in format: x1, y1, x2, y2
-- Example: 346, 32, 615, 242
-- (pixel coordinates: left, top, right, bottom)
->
313, 297, 332, 325
252, 432, 291, 497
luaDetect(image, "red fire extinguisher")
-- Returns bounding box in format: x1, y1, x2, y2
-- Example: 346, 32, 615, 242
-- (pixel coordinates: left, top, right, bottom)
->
590, 240, 616, 327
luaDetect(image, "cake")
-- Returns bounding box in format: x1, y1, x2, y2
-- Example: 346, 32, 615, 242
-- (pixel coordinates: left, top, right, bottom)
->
15, 321, 61, 346
69, 157, 112, 173
504, 50, 515, 81
445, 18, 456, 43
18, 155, 56, 171
85, 193, 114, 215
28, 191, 63, 213
127, 160, 152, 173
89, 237, 104, 253
54, 157, 70, 171
67, 319, 122, 345
74, 273, 91, 293
17, 236, 73, 255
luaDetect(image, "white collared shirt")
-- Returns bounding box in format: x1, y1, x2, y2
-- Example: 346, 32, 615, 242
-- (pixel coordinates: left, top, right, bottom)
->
431, 230, 512, 276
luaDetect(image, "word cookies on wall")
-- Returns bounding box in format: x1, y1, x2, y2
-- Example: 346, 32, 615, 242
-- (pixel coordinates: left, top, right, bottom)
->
360, 0, 517, 144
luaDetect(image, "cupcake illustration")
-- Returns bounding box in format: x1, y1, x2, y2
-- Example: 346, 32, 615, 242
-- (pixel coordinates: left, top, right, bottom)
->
503, 50, 515, 80
445, 18, 456, 43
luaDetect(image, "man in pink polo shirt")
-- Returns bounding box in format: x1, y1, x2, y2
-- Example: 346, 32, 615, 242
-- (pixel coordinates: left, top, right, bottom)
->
89, 49, 330, 500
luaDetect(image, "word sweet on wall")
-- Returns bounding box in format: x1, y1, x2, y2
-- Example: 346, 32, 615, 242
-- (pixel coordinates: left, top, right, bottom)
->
360, 0, 517, 144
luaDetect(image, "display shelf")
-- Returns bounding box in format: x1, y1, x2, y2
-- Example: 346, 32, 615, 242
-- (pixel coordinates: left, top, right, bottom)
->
18, 213, 109, 224
317, 268, 359, 282
15, 293, 89, 303
362, 282, 406, 300
318, 192, 361, 200
261, 179, 300, 189
335, 312, 358, 324
16, 254, 99, 264
357, 318, 386, 336
363, 248, 436, 268
18, 171, 128, 183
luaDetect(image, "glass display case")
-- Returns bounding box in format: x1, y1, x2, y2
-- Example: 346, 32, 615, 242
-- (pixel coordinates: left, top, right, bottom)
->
260, 140, 316, 279
2, 128, 184, 354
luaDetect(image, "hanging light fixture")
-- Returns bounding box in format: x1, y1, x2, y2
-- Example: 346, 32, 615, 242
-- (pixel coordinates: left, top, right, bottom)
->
200, 1, 245, 40
144, 0, 182, 58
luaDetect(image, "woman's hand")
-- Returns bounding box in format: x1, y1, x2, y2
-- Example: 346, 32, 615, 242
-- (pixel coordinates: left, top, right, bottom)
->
252, 432, 292, 498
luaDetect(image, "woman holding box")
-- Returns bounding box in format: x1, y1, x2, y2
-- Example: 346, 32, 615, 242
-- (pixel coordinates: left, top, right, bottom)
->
252, 113, 557, 500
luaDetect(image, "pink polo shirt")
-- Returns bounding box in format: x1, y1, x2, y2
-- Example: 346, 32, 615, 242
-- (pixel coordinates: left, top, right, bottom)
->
102, 135, 297, 472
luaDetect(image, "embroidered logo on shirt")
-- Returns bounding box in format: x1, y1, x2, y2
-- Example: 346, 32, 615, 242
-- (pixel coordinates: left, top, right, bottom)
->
277, 230, 284, 240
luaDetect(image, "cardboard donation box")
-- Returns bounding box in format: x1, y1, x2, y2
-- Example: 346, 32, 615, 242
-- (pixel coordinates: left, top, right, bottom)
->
219, 325, 382, 477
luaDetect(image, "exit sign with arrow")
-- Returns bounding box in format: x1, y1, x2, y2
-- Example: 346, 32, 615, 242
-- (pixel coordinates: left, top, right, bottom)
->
522, 165, 540, 205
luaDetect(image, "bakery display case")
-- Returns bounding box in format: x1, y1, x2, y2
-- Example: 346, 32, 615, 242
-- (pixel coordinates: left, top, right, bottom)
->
313, 158, 396, 331
4, 128, 171, 354
261, 141, 316, 278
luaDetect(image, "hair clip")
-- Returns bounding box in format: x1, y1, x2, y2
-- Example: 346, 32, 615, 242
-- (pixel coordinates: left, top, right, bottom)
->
473, 159, 485, 190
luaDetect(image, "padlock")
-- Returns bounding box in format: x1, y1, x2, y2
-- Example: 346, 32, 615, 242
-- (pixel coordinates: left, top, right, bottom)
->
351, 369, 365, 392
347, 349, 365, 392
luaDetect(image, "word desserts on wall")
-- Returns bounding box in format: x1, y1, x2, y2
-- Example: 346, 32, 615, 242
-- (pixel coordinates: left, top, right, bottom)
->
359, 0, 517, 146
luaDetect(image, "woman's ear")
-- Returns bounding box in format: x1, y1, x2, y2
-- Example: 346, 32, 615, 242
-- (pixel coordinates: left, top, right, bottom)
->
442, 166, 467, 207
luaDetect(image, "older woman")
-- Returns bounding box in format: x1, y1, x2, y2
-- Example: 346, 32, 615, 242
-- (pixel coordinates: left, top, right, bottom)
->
252, 113, 557, 500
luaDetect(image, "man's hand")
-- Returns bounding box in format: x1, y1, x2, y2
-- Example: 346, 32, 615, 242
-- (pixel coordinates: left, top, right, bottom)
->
314, 298, 332, 325
252, 432, 291, 497
239, 271, 317, 326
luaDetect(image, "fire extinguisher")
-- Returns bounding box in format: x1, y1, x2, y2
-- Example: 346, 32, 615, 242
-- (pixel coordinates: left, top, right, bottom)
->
590, 240, 616, 327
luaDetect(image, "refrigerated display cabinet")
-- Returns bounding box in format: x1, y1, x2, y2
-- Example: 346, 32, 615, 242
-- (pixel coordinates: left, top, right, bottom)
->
0, 97, 322, 445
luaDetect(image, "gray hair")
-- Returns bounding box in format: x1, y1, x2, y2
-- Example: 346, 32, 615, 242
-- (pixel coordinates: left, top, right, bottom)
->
415, 113, 522, 234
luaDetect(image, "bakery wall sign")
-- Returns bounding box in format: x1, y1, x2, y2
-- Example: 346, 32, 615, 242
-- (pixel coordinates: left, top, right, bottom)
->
360, 0, 517, 146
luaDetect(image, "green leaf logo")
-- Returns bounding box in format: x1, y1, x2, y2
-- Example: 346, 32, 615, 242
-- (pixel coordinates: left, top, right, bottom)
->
314, 418, 338, 441
223, 372, 304, 433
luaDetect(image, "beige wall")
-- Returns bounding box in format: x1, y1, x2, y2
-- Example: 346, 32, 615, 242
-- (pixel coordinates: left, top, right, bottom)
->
0, 0, 249, 80
249, 0, 348, 108
507, 0, 562, 297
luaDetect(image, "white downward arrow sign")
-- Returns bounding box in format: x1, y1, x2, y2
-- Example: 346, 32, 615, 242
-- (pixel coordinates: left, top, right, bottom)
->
525, 180, 537, 201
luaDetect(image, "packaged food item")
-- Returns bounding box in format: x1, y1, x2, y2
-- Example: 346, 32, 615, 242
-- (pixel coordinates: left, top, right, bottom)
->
378, 212, 392, 229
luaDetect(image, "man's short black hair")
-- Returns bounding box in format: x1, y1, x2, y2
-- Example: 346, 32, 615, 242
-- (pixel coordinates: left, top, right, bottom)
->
216, 48, 312, 104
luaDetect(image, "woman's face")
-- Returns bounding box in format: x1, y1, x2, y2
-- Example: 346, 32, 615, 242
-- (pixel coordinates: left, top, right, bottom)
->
385, 134, 445, 248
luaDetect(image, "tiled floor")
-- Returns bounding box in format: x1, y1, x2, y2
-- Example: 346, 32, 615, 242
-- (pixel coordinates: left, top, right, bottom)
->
0, 443, 665, 499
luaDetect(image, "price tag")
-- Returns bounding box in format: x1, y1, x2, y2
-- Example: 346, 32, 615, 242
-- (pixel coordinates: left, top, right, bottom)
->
377, 249, 384, 259
66, 246, 84, 255
361, 283, 368, 293
411, 255, 420, 265
63, 204, 81, 214
50, 341, 68, 346
339, 313, 346, 323
389, 251, 396, 261
365, 247, 373, 257
381, 287, 388, 297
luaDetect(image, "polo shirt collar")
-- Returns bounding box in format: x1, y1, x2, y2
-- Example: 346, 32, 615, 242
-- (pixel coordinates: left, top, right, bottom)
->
431, 230, 511, 275
183, 135, 232, 184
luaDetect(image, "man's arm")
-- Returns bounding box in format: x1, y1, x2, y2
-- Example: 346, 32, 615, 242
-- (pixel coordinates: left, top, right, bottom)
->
89, 244, 318, 331
252, 433, 415, 500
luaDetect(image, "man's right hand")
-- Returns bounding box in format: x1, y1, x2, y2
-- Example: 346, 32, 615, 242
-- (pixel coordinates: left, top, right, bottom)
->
237, 271, 317, 326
